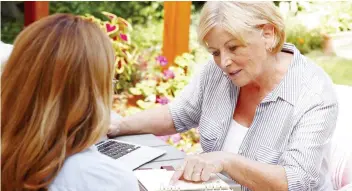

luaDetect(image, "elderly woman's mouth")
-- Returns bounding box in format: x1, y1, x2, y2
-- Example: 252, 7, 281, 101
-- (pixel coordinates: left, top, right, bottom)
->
229, 69, 242, 77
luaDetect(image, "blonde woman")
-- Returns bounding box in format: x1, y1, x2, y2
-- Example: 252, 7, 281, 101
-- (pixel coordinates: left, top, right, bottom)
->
109, 2, 338, 191
1, 14, 139, 191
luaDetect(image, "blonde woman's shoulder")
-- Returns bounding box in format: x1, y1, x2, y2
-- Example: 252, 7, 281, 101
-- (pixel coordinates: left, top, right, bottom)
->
49, 145, 139, 191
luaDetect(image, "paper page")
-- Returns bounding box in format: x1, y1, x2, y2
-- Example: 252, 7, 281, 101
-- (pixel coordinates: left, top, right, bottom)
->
134, 169, 231, 191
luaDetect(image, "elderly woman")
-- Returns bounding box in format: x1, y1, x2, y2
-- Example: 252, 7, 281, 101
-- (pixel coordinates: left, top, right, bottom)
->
109, 2, 338, 191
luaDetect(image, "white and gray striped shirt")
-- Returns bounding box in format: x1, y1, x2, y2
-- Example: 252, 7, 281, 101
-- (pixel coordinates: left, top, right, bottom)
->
169, 43, 338, 191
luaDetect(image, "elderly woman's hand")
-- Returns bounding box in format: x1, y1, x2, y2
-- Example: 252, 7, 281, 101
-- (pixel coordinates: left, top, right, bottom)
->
170, 151, 231, 184
107, 110, 123, 137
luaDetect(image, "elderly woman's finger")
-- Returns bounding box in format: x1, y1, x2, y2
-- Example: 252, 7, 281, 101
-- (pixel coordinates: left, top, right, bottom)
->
191, 171, 202, 182
183, 158, 197, 181
170, 162, 186, 185
191, 161, 205, 182
201, 164, 215, 182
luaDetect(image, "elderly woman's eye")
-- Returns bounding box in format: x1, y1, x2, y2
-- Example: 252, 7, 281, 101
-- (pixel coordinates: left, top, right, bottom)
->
229, 46, 237, 51
212, 51, 220, 56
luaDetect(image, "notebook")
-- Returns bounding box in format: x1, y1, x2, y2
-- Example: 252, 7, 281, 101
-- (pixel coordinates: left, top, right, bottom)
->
134, 169, 233, 191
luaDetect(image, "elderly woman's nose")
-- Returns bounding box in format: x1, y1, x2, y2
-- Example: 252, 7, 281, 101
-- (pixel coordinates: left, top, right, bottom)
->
222, 57, 232, 68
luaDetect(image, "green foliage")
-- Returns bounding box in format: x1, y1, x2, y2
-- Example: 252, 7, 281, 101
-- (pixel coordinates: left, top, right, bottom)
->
1, 2, 164, 43
131, 21, 163, 53
50, 1, 164, 25
279, 2, 324, 54
307, 51, 352, 86
280, 1, 352, 54
318, 2, 352, 34
1, 19, 23, 44
285, 19, 324, 54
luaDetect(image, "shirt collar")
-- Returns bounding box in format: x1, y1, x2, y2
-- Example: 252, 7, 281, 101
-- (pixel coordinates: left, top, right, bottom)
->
262, 43, 303, 106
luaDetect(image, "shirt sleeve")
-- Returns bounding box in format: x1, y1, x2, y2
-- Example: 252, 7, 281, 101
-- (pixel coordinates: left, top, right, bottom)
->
279, 96, 338, 191
168, 65, 207, 133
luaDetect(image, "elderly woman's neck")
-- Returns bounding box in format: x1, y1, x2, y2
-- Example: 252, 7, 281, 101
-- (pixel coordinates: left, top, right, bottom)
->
244, 52, 292, 97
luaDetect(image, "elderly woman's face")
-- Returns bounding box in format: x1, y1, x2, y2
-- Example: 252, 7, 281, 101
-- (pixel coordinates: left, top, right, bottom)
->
204, 26, 270, 87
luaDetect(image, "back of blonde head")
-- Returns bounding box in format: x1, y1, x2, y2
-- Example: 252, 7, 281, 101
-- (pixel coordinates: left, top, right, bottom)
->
198, 1, 285, 53
1, 14, 114, 190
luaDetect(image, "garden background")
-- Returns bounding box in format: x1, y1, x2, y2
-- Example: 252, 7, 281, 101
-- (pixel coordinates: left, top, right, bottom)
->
2, 1, 351, 153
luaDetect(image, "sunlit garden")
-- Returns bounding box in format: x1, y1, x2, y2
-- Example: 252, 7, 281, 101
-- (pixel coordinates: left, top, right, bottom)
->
2, 1, 351, 153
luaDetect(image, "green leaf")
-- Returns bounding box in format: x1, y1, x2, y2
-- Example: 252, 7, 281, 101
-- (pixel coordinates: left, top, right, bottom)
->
129, 87, 142, 95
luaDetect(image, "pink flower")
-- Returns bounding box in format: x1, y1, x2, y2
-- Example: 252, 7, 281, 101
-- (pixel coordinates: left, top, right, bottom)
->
155, 56, 168, 66
156, 96, 169, 105
106, 23, 117, 33
163, 69, 175, 80
120, 33, 128, 41
170, 134, 181, 143
157, 135, 170, 142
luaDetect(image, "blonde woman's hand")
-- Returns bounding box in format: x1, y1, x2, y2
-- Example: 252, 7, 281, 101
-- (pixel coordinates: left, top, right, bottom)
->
170, 151, 231, 184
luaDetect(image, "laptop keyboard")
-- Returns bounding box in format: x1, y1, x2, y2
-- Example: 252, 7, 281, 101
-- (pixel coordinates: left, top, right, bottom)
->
97, 140, 141, 159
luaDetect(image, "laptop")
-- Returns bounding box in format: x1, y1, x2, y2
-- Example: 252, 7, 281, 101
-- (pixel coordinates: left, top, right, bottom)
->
96, 138, 166, 170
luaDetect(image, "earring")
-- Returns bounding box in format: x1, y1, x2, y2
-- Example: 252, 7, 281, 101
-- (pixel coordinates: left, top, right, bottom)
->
268, 47, 273, 52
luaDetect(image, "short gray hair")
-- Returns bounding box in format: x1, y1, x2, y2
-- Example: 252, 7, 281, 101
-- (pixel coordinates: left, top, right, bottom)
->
198, 1, 285, 53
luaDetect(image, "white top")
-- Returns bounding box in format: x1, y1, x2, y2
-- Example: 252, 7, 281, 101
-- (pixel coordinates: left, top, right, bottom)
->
0, 41, 13, 65
0, 41, 13, 73
222, 120, 249, 154
49, 145, 139, 191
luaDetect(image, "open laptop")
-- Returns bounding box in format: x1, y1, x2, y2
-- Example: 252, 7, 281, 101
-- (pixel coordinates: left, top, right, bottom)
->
96, 138, 166, 170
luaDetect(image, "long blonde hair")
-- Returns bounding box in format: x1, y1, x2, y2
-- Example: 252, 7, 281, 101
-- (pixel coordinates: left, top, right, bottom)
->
1, 14, 115, 190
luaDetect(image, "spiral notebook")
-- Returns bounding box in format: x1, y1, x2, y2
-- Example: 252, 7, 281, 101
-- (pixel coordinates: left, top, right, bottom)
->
134, 169, 232, 191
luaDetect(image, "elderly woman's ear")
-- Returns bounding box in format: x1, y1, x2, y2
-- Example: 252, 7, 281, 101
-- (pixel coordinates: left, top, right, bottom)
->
260, 24, 277, 52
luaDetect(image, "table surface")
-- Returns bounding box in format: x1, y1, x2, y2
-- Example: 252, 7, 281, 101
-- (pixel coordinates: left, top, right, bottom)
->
115, 134, 241, 190
115, 134, 185, 169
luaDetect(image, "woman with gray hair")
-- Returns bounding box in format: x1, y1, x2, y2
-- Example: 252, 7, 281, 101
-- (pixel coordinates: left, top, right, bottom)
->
109, 2, 338, 190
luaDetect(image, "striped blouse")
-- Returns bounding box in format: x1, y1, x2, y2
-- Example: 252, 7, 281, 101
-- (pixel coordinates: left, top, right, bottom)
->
169, 43, 338, 191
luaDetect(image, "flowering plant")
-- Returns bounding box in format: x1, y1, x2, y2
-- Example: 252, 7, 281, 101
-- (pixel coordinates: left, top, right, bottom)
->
82, 12, 202, 153
127, 53, 195, 111
82, 12, 141, 93
125, 53, 202, 153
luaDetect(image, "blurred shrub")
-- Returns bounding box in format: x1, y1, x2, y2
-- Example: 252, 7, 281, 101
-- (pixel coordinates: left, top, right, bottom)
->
318, 2, 352, 34
280, 1, 352, 54
286, 19, 324, 54
1, 19, 23, 44
50, 1, 163, 25
1, 2, 23, 43
279, 2, 324, 54
131, 21, 163, 54
1, 2, 164, 43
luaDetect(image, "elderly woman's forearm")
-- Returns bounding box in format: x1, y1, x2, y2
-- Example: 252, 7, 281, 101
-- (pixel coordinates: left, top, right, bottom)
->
223, 154, 288, 191
118, 105, 177, 136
